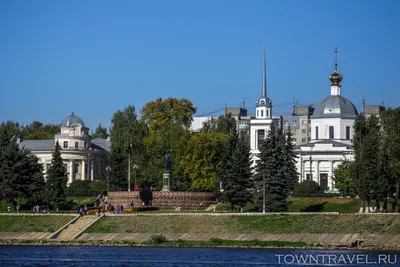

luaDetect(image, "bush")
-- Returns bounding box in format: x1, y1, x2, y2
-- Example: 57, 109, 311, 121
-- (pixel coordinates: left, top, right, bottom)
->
148, 234, 167, 244
67, 180, 107, 196
293, 180, 323, 195
135, 207, 160, 212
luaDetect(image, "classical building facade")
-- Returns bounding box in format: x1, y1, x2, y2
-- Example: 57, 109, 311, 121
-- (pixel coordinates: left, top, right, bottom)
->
294, 51, 358, 191
19, 113, 110, 184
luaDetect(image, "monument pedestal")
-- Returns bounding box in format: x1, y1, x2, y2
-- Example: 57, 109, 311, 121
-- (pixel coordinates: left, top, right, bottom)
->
162, 170, 171, 192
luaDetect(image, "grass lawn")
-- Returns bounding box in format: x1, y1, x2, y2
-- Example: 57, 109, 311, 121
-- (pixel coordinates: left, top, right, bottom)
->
216, 197, 362, 213
86, 214, 400, 235
0, 215, 75, 232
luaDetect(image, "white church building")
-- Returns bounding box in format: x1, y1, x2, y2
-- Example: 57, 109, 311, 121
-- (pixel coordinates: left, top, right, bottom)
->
249, 47, 358, 191
18, 113, 110, 184
293, 51, 357, 191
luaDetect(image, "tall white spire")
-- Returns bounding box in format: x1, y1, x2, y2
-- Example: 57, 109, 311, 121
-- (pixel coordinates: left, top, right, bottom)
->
262, 44, 267, 97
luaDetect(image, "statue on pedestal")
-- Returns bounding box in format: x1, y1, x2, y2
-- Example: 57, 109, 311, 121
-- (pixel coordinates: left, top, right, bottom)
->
162, 152, 172, 192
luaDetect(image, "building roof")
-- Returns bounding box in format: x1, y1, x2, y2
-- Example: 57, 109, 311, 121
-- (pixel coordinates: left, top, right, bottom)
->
91, 138, 110, 152
312, 95, 358, 119
19, 139, 55, 151
60, 113, 85, 127
294, 139, 353, 149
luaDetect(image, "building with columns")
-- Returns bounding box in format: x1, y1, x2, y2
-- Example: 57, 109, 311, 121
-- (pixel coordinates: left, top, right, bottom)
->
19, 113, 110, 184
294, 49, 358, 191
250, 45, 274, 159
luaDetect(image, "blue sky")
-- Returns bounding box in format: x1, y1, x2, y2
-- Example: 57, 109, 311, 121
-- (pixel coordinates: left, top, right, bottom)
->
0, 1, 399, 131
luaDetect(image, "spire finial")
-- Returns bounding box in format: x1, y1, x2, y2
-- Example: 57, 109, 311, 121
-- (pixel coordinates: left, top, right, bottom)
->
262, 44, 267, 97
334, 45, 338, 72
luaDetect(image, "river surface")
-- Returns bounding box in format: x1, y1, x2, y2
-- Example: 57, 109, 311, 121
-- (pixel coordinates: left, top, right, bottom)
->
0, 246, 398, 266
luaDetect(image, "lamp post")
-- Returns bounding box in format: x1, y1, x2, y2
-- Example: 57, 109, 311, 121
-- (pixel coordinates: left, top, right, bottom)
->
133, 164, 138, 191
263, 173, 266, 214
126, 144, 132, 192
309, 149, 312, 180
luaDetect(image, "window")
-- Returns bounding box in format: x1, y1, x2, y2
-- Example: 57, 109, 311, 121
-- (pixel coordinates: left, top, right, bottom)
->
74, 163, 79, 174
346, 126, 350, 140
306, 173, 312, 180
257, 110, 259, 117
301, 120, 307, 125
302, 129, 306, 134
75, 142, 79, 149
302, 138, 306, 143
63, 141, 68, 148
284, 121, 288, 127
320, 173, 328, 190
261, 110, 264, 117
266, 109, 269, 117
329, 126, 334, 139
315, 127, 319, 140
292, 120, 297, 127
257, 130, 265, 149
84, 141, 87, 148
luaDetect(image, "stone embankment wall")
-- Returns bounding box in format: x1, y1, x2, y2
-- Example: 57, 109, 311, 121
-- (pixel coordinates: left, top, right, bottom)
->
107, 191, 217, 210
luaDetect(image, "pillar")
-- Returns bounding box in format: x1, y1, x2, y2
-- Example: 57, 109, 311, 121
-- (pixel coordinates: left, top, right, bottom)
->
328, 161, 334, 190
90, 160, 94, 181
82, 159, 86, 180
69, 159, 74, 184
315, 160, 320, 185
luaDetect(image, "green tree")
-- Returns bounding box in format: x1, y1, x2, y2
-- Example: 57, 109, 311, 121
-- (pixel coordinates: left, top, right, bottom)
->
0, 129, 45, 204
254, 123, 288, 212
351, 115, 385, 212
201, 114, 237, 134
333, 159, 354, 194
141, 97, 196, 134
109, 105, 148, 190
43, 141, 69, 208
92, 124, 108, 139
280, 128, 298, 194
140, 98, 196, 190
293, 180, 322, 195
0, 121, 21, 140
220, 129, 253, 210
22, 121, 60, 140
182, 132, 226, 191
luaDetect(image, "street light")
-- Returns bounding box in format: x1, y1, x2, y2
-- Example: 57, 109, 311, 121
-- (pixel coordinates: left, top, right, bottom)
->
126, 144, 132, 192
133, 164, 138, 191
263, 173, 266, 214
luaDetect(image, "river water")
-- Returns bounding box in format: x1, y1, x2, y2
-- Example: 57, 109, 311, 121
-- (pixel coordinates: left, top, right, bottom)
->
0, 246, 398, 266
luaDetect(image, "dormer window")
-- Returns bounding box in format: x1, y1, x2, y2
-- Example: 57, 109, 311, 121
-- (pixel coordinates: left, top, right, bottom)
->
261, 110, 264, 117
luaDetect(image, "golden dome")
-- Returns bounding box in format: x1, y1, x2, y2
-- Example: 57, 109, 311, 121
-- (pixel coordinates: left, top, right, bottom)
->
329, 70, 342, 85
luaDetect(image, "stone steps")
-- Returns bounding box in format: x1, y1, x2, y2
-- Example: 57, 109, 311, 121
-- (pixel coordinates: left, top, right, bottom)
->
57, 215, 98, 240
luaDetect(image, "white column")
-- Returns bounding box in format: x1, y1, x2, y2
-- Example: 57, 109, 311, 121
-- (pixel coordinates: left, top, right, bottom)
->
69, 159, 74, 184
328, 161, 334, 190
82, 159, 86, 180
90, 160, 94, 181
315, 160, 320, 185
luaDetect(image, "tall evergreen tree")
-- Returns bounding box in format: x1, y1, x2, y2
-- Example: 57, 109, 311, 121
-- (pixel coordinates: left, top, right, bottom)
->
254, 123, 288, 212
219, 129, 253, 210
44, 141, 68, 208
0, 129, 44, 203
281, 128, 298, 194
